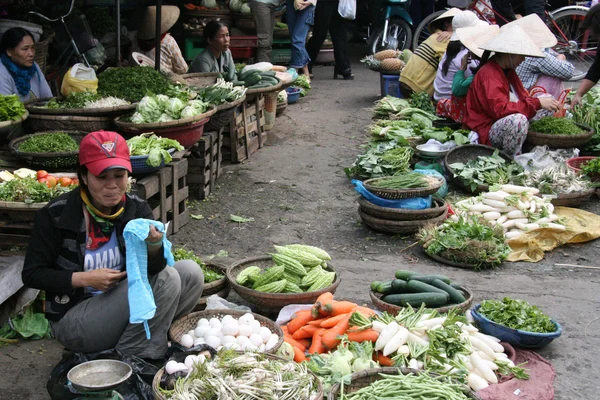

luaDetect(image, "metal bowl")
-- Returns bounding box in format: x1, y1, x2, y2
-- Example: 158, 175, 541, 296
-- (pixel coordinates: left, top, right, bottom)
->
416, 144, 449, 158
67, 360, 132, 392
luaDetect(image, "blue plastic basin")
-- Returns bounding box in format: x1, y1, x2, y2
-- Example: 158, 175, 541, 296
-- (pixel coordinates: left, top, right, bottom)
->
286, 87, 301, 104
471, 304, 562, 349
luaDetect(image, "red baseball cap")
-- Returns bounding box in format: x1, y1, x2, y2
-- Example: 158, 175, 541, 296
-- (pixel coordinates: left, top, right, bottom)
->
79, 131, 132, 176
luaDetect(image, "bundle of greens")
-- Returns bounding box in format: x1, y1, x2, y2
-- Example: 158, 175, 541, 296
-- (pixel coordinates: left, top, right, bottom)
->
345, 141, 413, 179
98, 67, 172, 102
478, 297, 557, 333
449, 150, 523, 192
171, 246, 224, 283
0, 177, 73, 203
44, 91, 129, 109
529, 116, 586, 135
513, 164, 591, 194
372, 96, 410, 119
196, 78, 246, 105
368, 120, 417, 143
129, 95, 210, 124
409, 91, 436, 114
420, 128, 470, 145
19, 132, 79, 153
126, 133, 184, 167
368, 173, 431, 189
0, 94, 26, 122
419, 215, 511, 269
581, 157, 600, 177
293, 75, 311, 97
572, 87, 600, 151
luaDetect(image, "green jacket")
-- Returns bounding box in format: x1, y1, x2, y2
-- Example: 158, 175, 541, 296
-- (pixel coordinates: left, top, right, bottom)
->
188, 48, 236, 82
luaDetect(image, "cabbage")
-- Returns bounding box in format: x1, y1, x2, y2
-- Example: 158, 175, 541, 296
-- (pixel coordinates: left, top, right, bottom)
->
275, 342, 294, 361
180, 106, 197, 119
158, 113, 174, 122
137, 95, 161, 122
165, 97, 185, 119
202, 0, 217, 8
130, 112, 145, 124
230, 0, 243, 12
156, 94, 170, 109
241, 3, 251, 15
188, 99, 209, 113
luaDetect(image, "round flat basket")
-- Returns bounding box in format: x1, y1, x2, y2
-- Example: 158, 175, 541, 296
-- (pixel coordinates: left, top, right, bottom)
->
426, 251, 498, 270
276, 101, 287, 116
205, 95, 246, 131
227, 255, 341, 314
173, 72, 220, 88
114, 106, 217, 131
0, 110, 28, 144
545, 189, 595, 207
328, 367, 481, 400
233, 14, 256, 32
370, 286, 473, 315
26, 100, 136, 117
358, 207, 448, 234
202, 261, 229, 296
245, 78, 282, 95
26, 113, 114, 132
0, 110, 28, 129
444, 144, 512, 194
9, 130, 85, 170
363, 175, 444, 200
168, 309, 284, 353
358, 197, 447, 221
526, 124, 594, 149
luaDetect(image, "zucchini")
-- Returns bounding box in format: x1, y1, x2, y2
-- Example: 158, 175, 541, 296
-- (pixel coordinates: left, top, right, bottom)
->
431, 279, 467, 304
391, 279, 410, 294
244, 73, 262, 87
372, 280, 394, 295
409, 274, 452, 285
394, 270, 419, 280
407, 280, 448, 295
239, 69, 261, 81
382, 293, 449, 308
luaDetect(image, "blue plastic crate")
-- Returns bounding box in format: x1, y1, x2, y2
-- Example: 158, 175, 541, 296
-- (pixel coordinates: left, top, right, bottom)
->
130, 149, 175, 175
380, 73, 402, 98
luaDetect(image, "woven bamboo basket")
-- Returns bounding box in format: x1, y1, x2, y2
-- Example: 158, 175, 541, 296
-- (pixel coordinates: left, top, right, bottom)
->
233, 14, 256, 32
370, 286, 474, 315
194, 262, 230, 311
425, 251, 498, 270
544, 189, 595, 207
328, 367, 481, 400
26, 113, 114, 133
0, 110, 28, 130
227, 255, 341, 314
245, 78, 283, 95
173, 72, 220, 88
445, 145, 512, 194
26, 100, 136, 117
168, 309, 284, 352
276, 101, 287, 116
359, 207, 447, 234
526, 124, 594, 149
205, 95, 247, 131
0, 110, 28, 143
363, 175, 444, 200
152, 352, 323, 400
34, 33, 54, 73
9, 130, 86, 170
358, 197, 447, 221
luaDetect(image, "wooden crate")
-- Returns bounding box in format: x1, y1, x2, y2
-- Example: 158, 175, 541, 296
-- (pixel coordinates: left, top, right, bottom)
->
130, 159, 190, 235
222, 95, 267, 163
187, 130, 223, 199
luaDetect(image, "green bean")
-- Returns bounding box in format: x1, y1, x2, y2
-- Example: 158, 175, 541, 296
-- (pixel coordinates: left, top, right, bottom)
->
369, 173, 430, 189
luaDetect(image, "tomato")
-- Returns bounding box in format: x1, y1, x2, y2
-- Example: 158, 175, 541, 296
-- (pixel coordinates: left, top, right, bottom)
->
46, 175, 57, 188
38, 178, 47, 185
58, 177, 72, 187
37, 170, 48, 179
71, 178, 79, 186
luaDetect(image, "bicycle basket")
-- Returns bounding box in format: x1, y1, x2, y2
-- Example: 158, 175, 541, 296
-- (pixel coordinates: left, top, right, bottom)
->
55, 14, 97, 55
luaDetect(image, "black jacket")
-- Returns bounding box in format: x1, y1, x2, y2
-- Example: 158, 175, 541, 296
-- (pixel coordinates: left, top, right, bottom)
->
22, 188, 167, 322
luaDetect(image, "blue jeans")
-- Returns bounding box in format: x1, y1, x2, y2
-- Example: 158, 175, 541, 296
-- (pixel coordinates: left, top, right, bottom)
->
286, 0, 314, 69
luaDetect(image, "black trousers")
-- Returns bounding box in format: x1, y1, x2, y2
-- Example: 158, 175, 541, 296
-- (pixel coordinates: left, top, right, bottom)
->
490, 0, 546, 26
306, 0, 351, 73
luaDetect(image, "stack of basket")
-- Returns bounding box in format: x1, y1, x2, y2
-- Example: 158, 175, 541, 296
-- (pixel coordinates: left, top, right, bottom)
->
357, 176, 448, 234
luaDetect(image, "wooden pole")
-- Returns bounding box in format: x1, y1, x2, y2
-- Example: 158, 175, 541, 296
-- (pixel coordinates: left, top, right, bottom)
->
155, 0, 162, 71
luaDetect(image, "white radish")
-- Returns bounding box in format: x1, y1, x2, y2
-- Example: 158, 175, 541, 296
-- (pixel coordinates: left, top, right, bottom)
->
471, 352, 498, 384
375, 322, 400, 351
397, 345, 410, 355
507, 210, 526, 219
546, 223, 566, 231
473, 332, 504, 352
496, 215, 508, 225
372, 320, 387, 333
502, 219, 516, 229
383, 326, 409, 356
505, 231, 524, 239
501, 184, 539, 194
525, 223, 540, 230
406, 331, 429, 346
456, 322, 478, 333
484, 359, 499, 370
529, 201, 536, 213
535, 215, 559, 224
482, 199, 507, 208
449, 215, 459, 222
497, 206, 519, 213
466, 310, 475, 324
408, 358, 419, 370
494, 352, 508, 360
478, 350, 494, 361
483, 190, 510, 200
483, 211, 501, 220
469, 336, 497, 360
469, 204, 495, 213
468, 372, 490, 391
547, 203, 554, 213
416, 317, 446, 328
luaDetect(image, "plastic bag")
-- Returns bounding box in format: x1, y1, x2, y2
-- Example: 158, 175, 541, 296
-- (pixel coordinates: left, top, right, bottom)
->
84, 40, 107, 66
514, 146, 579, 172
352, 179, 431, 209
60, 63, 98, 96
275, 304, 313, 326
338, 0, 356, 20
413, 169, 448, 198
46, 349, 157, 400
205, 294, 251, 312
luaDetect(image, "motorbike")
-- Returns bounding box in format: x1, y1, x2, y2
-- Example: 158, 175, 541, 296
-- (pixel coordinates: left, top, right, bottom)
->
367, 0, 413, 54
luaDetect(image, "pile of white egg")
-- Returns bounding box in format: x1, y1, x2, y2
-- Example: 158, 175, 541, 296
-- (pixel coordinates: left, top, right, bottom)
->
165, 353, 208, 374
179, 313, 279, 353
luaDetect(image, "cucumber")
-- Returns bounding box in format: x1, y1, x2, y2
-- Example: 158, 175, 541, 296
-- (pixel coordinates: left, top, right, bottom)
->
450, 283, 462, 290
431, 279, 467, 304
260, 77, 279, 84
409, 274, 452, 285
244, 73, 262, 86
247, 83, 272, 89
258, 71, 276, 77
239, 69, 261, 81
372, 280, 394, 295
394, 270, 419, 280
407, 280, 448, 295
391, 279, 410, 294
233, 80, 245, 86
382, 293, 449, 308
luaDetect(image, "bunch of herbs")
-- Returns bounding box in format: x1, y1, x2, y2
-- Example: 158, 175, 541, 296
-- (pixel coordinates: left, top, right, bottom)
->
19, 132, 79, 153
529, 116, 585, 135
98, 67, 172, 102
449, 150, 523, 192
478, 297, 557, 333
409, 91, 436, 114
344, 141, 412, 179
171, 246, 223, 283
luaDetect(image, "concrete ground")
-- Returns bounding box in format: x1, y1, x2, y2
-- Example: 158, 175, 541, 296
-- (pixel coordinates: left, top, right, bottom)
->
1, 46, 598, 399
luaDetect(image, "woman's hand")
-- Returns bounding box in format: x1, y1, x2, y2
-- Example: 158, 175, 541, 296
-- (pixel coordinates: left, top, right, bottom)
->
539, 96, 561, 112
72, 269, 127, 292
460, 53, 469, 71
437, 31, 452, 43
571, 94, 583, 107
145, 224, 163, 246
296, 1, 312, 10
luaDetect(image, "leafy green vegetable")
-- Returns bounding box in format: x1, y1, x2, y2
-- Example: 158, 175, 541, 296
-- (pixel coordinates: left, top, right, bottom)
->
19, 132, 79, 153
581, 157, 600, 176
368, 173, 430, 189
409, 91, 436, 114
512, 164, 591, 194
0, 94, 26, 122
449, 150, 523, 192
98, 67, 172, 102
372, 96, 411, 119
196, 79, 246, 105
45, 91, 101, 109
479, 297, 557, 333
345, 141, 412, 179
130, 95, 209, 124
0, 177, 73, 203
529, 116, 585, 135
171, 247, 223, 283
126, 133, 184, 167
230, 214, 254, 223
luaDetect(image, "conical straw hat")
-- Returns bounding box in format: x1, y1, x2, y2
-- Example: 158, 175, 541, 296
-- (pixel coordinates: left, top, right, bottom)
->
501, 14, 557, 48
138, 6, 180, 40
428, 7, 463, 32
450, 10, 488, 41
455, 24, 500, 58
480, 25, 546, 58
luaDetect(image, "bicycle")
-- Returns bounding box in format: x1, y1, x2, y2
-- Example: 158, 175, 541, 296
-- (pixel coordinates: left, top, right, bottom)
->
28, 0, 96, 94
412, 0, 596, 81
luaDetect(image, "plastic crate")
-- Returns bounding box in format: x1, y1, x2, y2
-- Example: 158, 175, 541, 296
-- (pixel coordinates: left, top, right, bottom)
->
230, 36, 258, 48
380, 73, 402, 98
184, 37, 205, 62
231, 46, 256, 60
271, 48, 291, 64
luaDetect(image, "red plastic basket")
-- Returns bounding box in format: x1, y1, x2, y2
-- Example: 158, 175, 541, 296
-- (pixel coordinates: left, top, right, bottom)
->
567, 156, 597, 173
231, 47, 255, 60
230, 36, 258, 48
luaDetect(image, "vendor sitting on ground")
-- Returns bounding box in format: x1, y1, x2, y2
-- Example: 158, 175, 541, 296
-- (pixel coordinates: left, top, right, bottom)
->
21, 131, 203, 360
399, 8, 461, 98
509, 15, 575, 99
0, 27, 52, 102
188, 21, 236, 82
464, 25, 560, 157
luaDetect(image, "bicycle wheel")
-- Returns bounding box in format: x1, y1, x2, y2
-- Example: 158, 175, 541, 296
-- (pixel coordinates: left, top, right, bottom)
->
369, 18, 413, 55
548, 8, 597, 81
412, 10, 446, 50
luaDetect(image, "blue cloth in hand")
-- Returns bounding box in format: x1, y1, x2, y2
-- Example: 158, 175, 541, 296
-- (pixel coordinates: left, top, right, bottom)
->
123, 219, 175, 339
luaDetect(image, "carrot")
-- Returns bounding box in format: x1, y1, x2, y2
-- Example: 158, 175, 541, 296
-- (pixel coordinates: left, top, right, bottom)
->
308, 328, 326, 354
321, 314, 351, 349
320, 313, 349, 328
346, 329, 379, 343
297, 339, 310, 349
374, 352, 394, 366
322, 300, 358, 316
287, 310, 315, 334
308, 318, 327, 326
281, 325, 289, 334
312, 292, 334, 317
284, 334, 306, 351
355, 306, 377, 317
293, 345, 306, 362
292, 325, 319, 340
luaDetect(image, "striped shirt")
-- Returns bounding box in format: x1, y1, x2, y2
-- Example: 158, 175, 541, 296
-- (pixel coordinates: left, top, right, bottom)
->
516, 49, 575, 90
140, 33, 188, 75
400, 32, 449, 96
